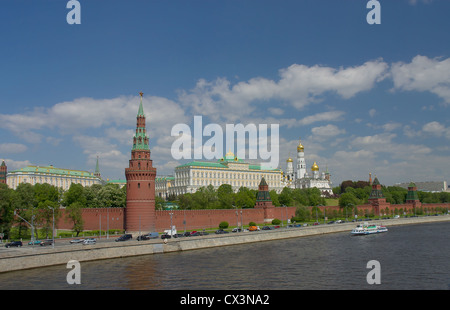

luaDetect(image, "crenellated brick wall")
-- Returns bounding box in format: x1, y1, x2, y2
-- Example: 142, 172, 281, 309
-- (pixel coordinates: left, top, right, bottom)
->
54, 202, 450, 233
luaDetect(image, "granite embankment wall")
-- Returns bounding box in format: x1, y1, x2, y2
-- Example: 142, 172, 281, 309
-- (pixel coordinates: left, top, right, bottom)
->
1, 215, 450, 273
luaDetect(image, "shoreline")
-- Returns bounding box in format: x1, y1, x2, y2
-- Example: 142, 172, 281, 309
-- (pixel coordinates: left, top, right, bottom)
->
1, 215, 449, 273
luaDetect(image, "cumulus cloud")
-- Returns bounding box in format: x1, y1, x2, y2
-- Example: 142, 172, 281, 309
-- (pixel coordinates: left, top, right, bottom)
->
178, 59, 389, 122
311, 124, 346, 141
391, 55, 450, 104
0, 143, 28, 154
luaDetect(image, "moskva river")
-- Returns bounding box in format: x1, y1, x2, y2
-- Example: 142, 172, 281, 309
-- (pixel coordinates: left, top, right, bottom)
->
1, 221, 449, 290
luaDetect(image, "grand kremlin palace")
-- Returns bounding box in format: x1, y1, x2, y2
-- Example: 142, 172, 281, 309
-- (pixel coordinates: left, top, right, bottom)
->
169, 150, 284, 196
6, 164, 103, 190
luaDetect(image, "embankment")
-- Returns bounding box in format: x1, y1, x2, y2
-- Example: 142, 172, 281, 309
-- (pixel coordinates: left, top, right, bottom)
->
1, 215, 449, 273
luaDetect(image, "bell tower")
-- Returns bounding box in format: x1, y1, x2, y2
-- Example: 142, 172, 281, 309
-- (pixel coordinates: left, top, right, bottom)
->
125, 92, 157, 233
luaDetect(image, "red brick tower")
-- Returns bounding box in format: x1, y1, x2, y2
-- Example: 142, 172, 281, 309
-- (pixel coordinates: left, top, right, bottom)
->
254, 177, 275, 222
125, 92, 157, 233
0, 160, 6, 184
368, 177, 390, 215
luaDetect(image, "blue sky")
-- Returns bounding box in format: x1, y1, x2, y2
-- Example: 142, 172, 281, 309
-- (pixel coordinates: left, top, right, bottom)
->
1, 0, 450, 186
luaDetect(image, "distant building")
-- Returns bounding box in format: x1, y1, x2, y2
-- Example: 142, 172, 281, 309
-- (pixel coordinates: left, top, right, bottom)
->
6, 164, 103, 190
106, 179, 126, 188
169, 150, 283, 196
395, 181, 449, 193
155, 176, 175, 199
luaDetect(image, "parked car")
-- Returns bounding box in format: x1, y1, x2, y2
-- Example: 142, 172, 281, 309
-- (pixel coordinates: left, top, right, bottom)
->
40, 239, 54, 246
161, 233, 171, 239
115, 234, 132, 242
172, 233, 184, 238
189, 231, 200, 236
70, 239, 85, 244
215, 229, 229, 234
249, 226, 260, 231
83, 238, 96, 245
137, 232, 159, 241
262, 226, 272, 230
5, 241, 22, 248
28, 240, 43, 245
183, 231, 192, 237
231, 228, 242, 232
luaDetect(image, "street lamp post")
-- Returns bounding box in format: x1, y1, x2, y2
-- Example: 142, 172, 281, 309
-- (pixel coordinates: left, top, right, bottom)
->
48, 206, 55, 249
14, 210, 36, 244
169, 212, 174, 236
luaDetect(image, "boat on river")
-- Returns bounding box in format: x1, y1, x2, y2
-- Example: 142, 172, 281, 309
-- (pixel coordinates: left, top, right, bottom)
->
351, 222, 388, 235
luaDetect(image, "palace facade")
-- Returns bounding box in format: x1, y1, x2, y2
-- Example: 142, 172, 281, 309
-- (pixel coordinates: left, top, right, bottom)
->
6, 163, 103, 190
169, 151, 283, 196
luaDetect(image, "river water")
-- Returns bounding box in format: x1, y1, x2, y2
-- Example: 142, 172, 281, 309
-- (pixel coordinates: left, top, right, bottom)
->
1, 221, 449, 290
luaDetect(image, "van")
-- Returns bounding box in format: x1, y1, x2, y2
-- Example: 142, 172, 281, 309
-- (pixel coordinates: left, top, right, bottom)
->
249, 226, 259, 231
137, 232, 159, 241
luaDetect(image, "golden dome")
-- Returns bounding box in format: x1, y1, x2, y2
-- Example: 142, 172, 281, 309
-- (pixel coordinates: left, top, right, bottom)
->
226, 150, 234, 157
297, 139, 304, 152
311, 161, 319, 171
286, 157, 293, 163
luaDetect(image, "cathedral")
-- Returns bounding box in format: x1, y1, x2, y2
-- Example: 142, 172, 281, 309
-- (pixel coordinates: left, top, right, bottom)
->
282, 138, 333, 196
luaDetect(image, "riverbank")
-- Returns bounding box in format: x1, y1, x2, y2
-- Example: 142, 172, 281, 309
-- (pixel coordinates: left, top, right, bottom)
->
1, 215, 449, 273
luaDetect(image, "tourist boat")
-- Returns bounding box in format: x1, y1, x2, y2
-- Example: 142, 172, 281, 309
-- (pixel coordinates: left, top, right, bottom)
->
350, 222, 388, 235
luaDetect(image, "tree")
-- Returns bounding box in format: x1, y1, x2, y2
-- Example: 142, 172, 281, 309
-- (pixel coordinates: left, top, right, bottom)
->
279, 187, 294, 206
63, 183, 86, 208
67, 201, 84, 236
235, 187, 255, 208
217, 184, 235, 209
339, 192, 360, 208
12, 183, 36, 239
0, 184, 14, 239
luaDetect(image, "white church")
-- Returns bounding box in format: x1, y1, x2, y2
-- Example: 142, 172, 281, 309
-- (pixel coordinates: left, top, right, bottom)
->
282, 138, 333, 196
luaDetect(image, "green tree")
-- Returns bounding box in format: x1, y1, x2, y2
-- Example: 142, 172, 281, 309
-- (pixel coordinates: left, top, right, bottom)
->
12, 183, 37, 239
235, 187, 255, 208
66, 201, 84, 236
339, 192, 360, 208
217, 184, 235, 209
0, 183, 14, 239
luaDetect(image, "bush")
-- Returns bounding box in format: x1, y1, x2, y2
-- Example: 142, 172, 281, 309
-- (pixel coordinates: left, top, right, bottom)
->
248, 222, 256, 226
219, 221, 229, 229
272, 218, 281, 225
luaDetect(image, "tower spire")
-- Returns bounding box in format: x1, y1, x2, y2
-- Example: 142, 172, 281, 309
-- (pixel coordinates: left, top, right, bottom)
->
94, 156, 101, 179
125, 92, 157, 233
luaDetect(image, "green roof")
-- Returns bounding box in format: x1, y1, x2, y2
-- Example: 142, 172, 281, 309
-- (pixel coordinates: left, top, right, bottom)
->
176, 160, 280, 171
10, 166, 96, 178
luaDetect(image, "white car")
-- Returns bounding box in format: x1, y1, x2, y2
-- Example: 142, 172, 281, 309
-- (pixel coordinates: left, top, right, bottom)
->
394, 215, 400, 219
83, 238, 96, 245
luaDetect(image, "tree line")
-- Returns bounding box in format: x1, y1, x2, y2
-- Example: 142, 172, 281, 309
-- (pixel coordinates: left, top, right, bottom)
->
335, 180, 450, 208
0, 182, 126, 239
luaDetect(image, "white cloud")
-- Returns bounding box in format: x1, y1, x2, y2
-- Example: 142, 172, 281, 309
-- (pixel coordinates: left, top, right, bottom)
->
391, 55, 450, 104
178, 59, 388, 122
311, 124, 346, 140
0, 143, 28, 154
